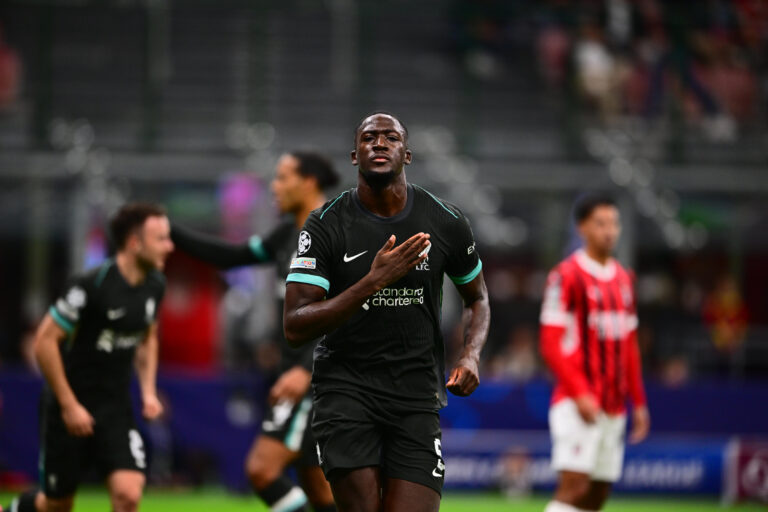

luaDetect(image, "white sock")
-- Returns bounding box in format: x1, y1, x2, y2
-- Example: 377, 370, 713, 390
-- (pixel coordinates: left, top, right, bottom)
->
544, 501, 595, 512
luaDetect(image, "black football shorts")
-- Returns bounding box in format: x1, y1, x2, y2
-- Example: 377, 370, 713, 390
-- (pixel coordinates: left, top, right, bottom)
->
260, 393, 319, 467
312, 391, 445, 495
39, 403, 146, 498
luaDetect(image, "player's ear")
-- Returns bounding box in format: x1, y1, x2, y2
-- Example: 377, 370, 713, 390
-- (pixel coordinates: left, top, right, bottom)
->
305, 175, 319, 193
404, 149, 412, 165
127, 228, 143, 251
350, 150, 358, 166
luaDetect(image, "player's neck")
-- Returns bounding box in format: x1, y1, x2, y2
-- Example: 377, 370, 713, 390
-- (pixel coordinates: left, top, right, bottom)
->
116, 252, 148, 286
583, 246, 612, 266
356, 174, 408, 218
295, 193, 326, 228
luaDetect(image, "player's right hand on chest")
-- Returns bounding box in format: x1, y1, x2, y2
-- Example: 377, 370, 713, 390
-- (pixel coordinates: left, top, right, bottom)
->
369, 233, 430, 289
61, 402, 95, 437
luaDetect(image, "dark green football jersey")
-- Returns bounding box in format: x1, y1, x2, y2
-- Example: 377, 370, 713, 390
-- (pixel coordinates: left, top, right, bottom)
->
48, 259, 165, 410
286, 184, 482, 410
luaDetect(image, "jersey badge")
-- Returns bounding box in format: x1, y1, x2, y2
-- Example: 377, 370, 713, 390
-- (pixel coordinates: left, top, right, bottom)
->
291, 257, 317, 269
107, 308, 126, 320
298, 231, 311, 255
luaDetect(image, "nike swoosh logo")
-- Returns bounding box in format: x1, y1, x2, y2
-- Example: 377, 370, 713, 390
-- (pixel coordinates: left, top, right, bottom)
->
343, 251, 367, 263
432, 469, 443, 478
107, 308, 126, 320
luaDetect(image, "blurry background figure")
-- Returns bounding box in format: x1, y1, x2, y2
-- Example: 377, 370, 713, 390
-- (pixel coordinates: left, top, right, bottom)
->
574, 18, 630, 123
703, 274, 749, 376
0, 23, 20, 110
487, 325, 538, 381
499, 447, 533, 499
158, 255, 221, 371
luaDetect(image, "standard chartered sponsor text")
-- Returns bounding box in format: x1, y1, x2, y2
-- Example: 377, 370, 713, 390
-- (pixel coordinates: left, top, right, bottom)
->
371, 286, 424, 307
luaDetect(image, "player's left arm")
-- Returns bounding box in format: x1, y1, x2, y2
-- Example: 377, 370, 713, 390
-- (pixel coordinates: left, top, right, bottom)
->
625, 277, 649, 443
627, 327, 650, 443
135, 322, 163, 421
443, 206, 489, 397
446, 273, 490, 397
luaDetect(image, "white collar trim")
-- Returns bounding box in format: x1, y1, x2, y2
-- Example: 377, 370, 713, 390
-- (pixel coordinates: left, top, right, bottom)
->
575, 249, 617, 281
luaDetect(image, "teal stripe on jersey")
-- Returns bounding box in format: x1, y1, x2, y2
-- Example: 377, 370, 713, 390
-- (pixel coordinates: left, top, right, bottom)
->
449, 260, 482, 285
320, 191, 348, 219
94, 259, 113, 288
413, 184, 458, 219
49, 306, 75, 333
286, 273, 330, 292
248, 235, 270, 262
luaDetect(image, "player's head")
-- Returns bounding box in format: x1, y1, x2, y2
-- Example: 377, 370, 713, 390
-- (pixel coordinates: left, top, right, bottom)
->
110, 202, 174, 271
271, 152, 339, 215
574, 194, 620, 257
351, 111, 411, 188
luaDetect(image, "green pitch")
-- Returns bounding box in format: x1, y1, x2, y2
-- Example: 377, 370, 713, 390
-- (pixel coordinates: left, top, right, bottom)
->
1, 489, 765, 512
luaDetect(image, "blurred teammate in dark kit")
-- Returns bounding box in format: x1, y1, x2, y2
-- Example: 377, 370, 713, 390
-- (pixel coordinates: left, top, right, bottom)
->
7, 203, 173, 512
283, 112, 491, 512
171, 152, 340, 512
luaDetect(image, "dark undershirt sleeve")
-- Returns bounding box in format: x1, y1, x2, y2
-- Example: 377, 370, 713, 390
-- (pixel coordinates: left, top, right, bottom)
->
171, 223, 268, 269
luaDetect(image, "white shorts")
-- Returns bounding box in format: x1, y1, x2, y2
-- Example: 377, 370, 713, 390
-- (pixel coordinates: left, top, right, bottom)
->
549, 399, 627, 482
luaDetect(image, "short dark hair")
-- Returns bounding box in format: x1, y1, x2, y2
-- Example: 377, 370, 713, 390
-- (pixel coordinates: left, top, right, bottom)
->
109, 202, 167, 250
353, 111, 409, 146
573, 194, 618, 224
289, 151, 340, 191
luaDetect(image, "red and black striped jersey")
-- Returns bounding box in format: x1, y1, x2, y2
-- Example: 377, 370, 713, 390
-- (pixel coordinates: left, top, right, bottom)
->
539, 249, 646, 414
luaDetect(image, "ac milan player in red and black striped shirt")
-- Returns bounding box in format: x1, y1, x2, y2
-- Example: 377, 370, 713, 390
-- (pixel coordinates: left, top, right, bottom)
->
540, 195, 650, 512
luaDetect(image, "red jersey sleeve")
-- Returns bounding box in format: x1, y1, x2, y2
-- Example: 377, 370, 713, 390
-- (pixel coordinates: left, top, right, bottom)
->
624, 275, 646, 407
539, 266, 591, 398
626, 329, 647, 407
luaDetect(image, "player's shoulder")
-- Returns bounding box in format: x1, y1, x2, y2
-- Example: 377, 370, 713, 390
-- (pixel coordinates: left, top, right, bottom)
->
309, 188, 354, 224
74, 259, 115, 290
549, 253, 581, 282
411, 183, 468, 223
613, 260, 635, 283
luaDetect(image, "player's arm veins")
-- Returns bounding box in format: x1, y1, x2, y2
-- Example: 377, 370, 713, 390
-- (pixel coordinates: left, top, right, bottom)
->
455, 273, 491, 360
283, 277, 379, 347
34, 314, 79, 408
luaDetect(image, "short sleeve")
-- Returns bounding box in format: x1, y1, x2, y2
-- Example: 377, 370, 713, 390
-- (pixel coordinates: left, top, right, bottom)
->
49, 275, 90, 334
445, 212, 482, 285
539, 267, 575, 327
285, 213, 335, 293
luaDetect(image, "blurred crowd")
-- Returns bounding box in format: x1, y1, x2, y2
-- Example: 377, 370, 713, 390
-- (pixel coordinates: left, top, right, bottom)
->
452, 0, 766, 138
536, 0, 766, 136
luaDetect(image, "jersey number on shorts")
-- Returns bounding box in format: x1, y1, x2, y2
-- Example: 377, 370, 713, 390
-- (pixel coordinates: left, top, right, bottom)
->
129, 429, 147, 469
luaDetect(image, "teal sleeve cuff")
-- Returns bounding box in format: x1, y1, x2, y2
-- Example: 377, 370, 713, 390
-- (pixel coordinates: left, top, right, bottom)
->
248, 236, 270, 262
449, 260, 483, 285
49, 306, 75, 334
286, 273, 330, 292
